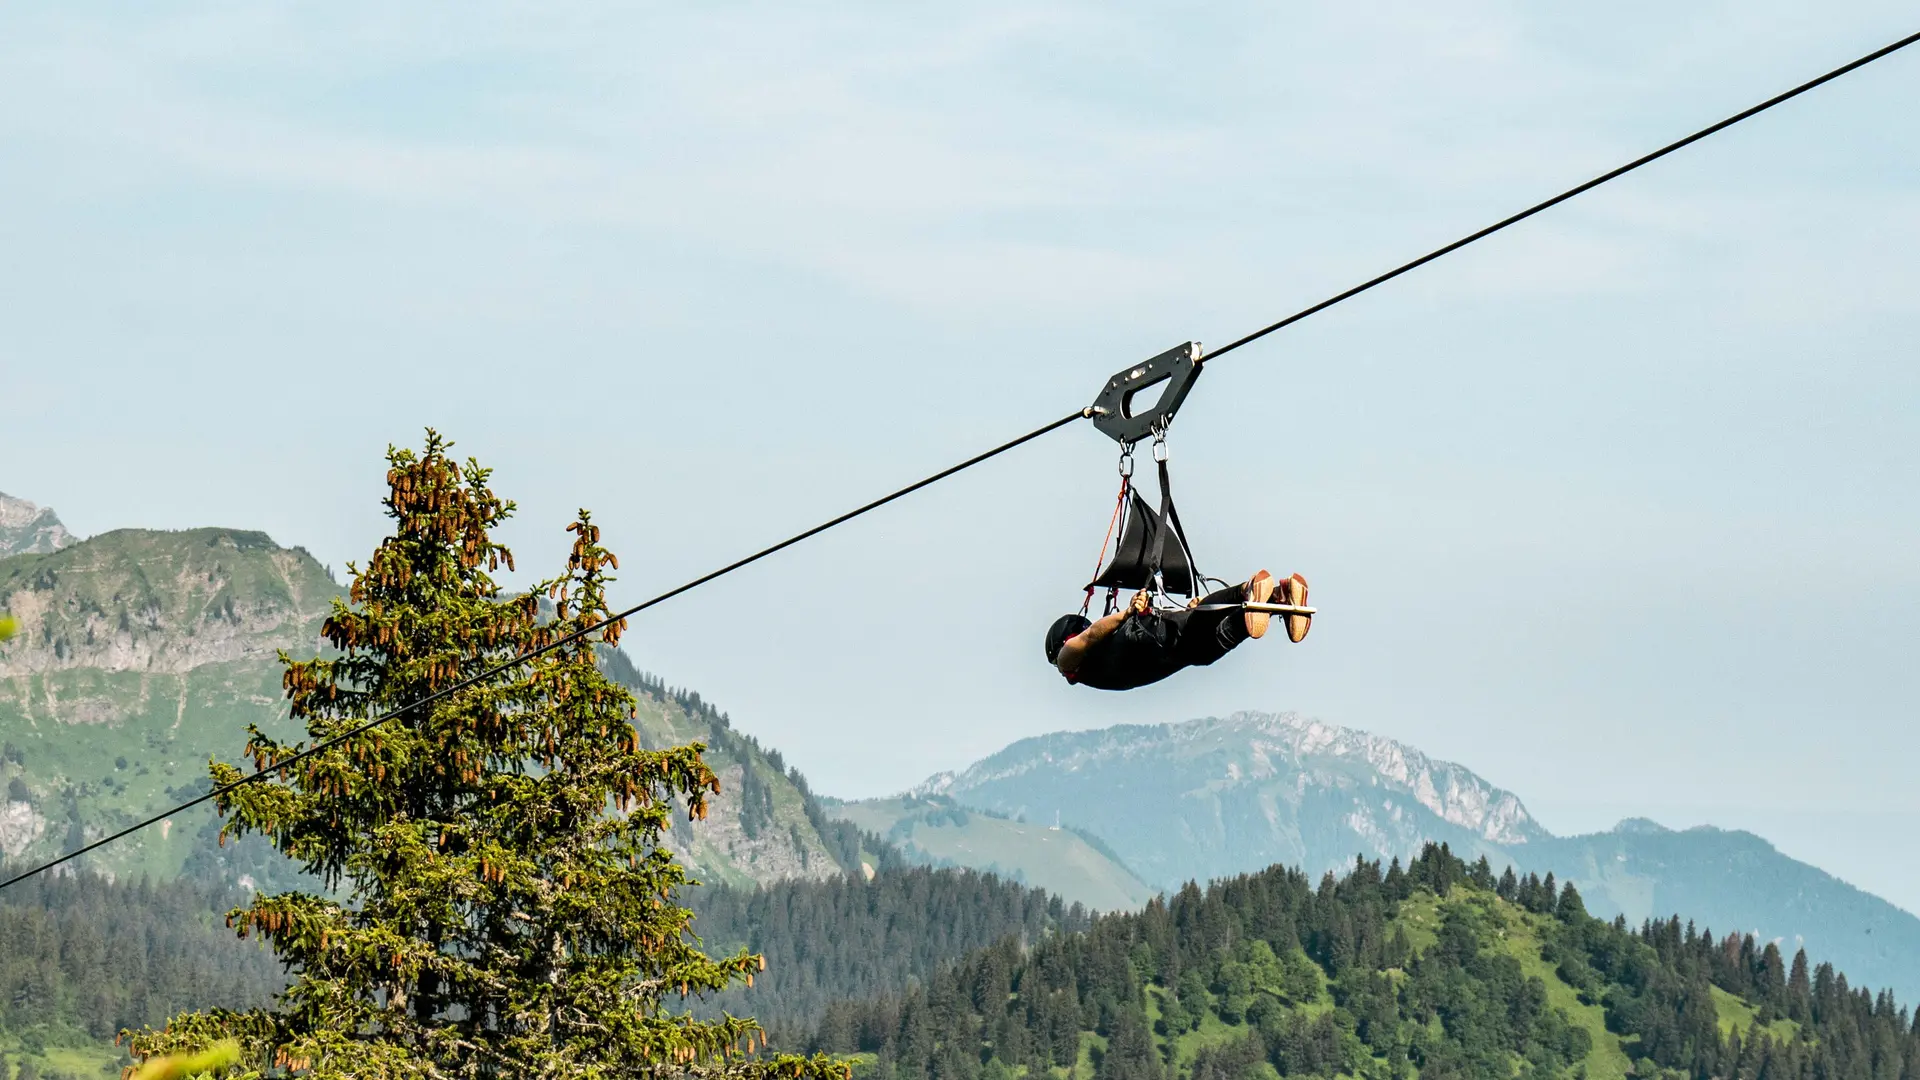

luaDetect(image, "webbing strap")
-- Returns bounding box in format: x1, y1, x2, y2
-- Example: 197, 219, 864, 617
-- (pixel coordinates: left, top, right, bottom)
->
1149, 456, 1202, 598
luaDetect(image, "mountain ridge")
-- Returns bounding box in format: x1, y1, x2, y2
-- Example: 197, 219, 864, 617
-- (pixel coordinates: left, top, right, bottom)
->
0, 524, 860, 889
910, 711, 1542, 892
891, 709, 1920, 1004
915, 712, 1545, 847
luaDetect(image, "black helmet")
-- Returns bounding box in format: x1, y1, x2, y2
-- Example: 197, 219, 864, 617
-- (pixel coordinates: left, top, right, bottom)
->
1044, 614, 1092, 665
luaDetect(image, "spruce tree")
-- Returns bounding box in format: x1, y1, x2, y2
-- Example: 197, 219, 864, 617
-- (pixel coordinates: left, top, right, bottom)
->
1093, 1007, 1161, 1080
1788, 948, 1814, 1023
1554, 881, 1586, 922
129, 433, 845, 1080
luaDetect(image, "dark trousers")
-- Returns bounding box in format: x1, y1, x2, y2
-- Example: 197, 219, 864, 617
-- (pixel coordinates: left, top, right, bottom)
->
1071, 583, 1250, 691
1161, 583, 1251, 668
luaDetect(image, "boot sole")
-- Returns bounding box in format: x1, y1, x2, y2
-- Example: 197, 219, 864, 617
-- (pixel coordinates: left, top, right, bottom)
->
1284, 574, 1311, 643
1244, 570, 1276, 639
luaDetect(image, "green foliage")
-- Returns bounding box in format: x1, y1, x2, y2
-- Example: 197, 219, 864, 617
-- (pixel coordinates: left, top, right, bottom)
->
127, 433, 846, 1080
806, 846, 1920, 1080
129, 1039, 239, 1080
693, 864, 1091, 1039
0, 522, 855, 898
0, 868, 282, 1068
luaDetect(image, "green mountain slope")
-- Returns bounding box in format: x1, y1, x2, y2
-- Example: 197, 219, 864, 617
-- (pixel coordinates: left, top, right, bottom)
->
0, 526, 857, 888
599, 648, 870, 886
689, 861, 1094, 1038
825, 794, 1155, 912
0, 527, 337, 882
920, 712, 1920, 1005
807, 845, 1914, 1080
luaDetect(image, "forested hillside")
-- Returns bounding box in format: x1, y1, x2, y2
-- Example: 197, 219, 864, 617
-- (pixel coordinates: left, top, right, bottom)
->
0, 867, 282, 1079
913, 712, 1920, 1002
690, 862, 1093, 1038
808, 844, 1919, 1080
0, 859, 1078, 1070
10, 847, 1918, 1080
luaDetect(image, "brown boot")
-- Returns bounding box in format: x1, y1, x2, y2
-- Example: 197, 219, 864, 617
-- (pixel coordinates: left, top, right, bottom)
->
1283, 573, 1311, 643
1243, 570, 1276, 639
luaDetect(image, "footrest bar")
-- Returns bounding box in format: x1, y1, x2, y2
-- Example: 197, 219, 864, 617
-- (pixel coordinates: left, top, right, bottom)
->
1241, 603, 1318, 616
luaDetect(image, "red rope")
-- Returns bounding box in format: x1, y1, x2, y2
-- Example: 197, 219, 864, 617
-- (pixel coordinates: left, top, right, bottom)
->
1081, 478, 1130, 615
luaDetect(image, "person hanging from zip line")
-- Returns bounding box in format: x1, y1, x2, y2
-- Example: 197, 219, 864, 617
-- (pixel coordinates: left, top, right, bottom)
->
1056, 342, 1316, 691
1044, 570, 1309, 691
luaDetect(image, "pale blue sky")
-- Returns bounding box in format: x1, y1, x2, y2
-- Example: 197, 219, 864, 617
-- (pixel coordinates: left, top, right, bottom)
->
3, 4, 1918, 910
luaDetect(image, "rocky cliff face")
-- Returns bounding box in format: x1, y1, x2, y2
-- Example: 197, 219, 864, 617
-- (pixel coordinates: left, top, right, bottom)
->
0, 796, 48, 858
0, 527, 336, 687
0, 492, 73, 558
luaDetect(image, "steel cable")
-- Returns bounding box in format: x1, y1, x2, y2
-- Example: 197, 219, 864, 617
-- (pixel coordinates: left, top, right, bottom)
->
3, 26, 1915, 894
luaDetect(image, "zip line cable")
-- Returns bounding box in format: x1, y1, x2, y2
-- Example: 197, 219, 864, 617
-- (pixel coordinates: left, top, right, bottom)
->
0, 410, 1084, 894
3, 26, 1915, 895
1198, 27, 1920, 366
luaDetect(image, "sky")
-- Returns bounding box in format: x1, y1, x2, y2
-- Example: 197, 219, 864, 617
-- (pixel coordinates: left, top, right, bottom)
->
2, 4, 1918, 910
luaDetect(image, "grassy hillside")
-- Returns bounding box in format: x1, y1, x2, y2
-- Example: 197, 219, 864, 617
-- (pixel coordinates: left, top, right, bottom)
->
0, 528, 335, 883
826, 794, 1155, 912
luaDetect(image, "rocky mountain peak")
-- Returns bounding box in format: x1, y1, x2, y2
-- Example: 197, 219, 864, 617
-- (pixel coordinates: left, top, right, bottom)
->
929, 711, 1545, 849
913, 770, 958, 796
0, 492, 73, 558
1214, 711, 1545, 846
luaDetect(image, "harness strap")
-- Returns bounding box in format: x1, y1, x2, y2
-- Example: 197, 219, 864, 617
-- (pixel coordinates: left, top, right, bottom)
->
1148, 455, 1203, 598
